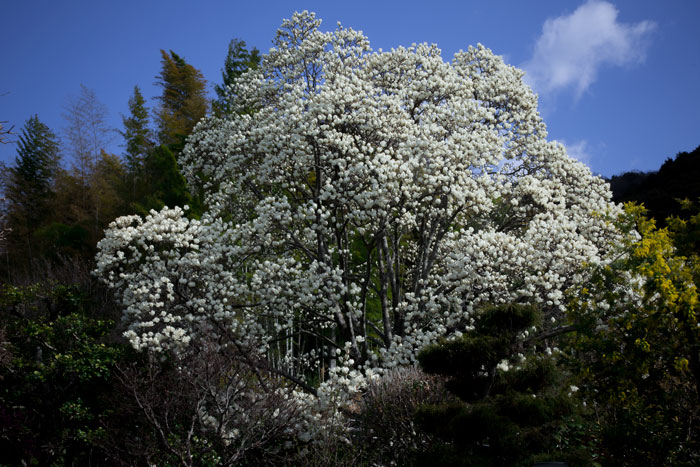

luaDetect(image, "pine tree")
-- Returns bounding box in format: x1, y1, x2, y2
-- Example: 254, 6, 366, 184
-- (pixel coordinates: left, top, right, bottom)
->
213, 38, 260, 115
4, 115, 60, 266
121, 85, 153, 174
12, 116, 59, 199
154, 50, 208, 149
416, 304, 584, 466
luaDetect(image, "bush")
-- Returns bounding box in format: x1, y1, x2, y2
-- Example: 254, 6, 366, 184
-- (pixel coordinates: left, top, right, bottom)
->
351, 367, 457, 465
0, 281, 124, 465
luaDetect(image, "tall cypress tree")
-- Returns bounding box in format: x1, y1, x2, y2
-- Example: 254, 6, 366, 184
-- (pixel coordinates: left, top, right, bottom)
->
12, 116, 59, 198
154, 50, 208, 149
213, 38, 260, 115
121, 85, 153, 174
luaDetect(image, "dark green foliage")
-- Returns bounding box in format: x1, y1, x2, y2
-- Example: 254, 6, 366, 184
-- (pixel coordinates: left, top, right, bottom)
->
120, 84, 203, 218
419, 334, 509, 377
416, 304, 582, 466
609, 145, 700, 227
565, 203, 700, 465
11, 115, 60, 202
607, 170, 649, 201
214, 38, 261, 115
33, 222, 90, 259
120, 85, 153, 174
0, 281, 125, 466
4, 116, 61, 268
495, 356, 558, 394
419, 304, 539, 403
475, 302, 542, 335
155, 50, 208, 148
668, 198, 700, 258
130, 144, 196, 214
147, 51, 209, 216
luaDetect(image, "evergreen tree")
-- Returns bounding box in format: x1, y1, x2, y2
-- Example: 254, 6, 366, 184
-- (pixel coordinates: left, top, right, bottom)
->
120, 85, 153, 174
12, 116, 59, 200
213, 38, 260, 115
134, 145, 193, 214
4, 115, 60, 267
416, 304, 585, 466
154, 50, 208, 149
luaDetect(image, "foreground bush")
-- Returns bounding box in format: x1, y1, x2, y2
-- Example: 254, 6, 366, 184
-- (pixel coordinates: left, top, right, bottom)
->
0, 281, 123, 466
414, 304, 591, 466
351, 367, 457, 465
103, 342, 306, 466
567, 203, 700, 465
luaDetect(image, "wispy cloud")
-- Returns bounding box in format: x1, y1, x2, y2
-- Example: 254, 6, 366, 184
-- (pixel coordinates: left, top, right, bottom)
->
560, 139, 593, 166
523, 0, 655, 99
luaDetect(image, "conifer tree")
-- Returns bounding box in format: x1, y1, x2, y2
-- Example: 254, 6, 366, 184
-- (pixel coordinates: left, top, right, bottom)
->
154, 50, 208, 149
121, 85, 153, 174
4, 115, 60, 266
12, 116, 59, 199
416, 304, 583, 466
131, 145, 192, 215
213, 38, 260, 115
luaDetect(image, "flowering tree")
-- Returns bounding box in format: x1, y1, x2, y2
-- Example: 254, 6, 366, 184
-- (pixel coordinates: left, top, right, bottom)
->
96, 12, 619, 404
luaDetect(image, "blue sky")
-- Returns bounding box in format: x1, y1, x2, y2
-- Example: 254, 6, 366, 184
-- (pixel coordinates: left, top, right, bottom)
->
1, 0, 698, 177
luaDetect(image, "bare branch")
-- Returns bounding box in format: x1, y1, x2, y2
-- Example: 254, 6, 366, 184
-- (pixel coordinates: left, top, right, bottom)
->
0, 120, 14, 144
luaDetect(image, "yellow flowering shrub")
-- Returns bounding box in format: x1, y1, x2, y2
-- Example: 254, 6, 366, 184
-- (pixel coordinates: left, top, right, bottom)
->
567, 202, 700, 465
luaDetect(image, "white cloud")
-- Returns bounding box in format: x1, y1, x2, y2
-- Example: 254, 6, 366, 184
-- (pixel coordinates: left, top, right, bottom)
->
560, 139, 593, 165
523, 0, 655, 98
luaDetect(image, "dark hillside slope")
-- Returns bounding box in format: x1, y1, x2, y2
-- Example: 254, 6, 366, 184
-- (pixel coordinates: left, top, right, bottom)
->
609, 145, 700, 226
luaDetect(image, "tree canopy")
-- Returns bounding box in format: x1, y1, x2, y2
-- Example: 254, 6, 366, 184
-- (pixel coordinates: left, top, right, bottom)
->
154, 50, 208, 148
96, 12, 621, 436
609, 145, 700, 226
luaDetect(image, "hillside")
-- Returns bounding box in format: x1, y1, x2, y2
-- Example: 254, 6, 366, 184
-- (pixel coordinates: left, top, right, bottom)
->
609, 145, 700, 225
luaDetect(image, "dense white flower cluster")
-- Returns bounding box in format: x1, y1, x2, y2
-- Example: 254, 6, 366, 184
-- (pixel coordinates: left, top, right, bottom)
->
96, 11, 621, 407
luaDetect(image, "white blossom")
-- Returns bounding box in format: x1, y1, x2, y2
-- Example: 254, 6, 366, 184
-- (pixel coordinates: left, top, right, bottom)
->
96, 11, 622, 426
